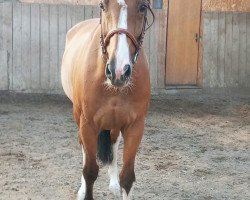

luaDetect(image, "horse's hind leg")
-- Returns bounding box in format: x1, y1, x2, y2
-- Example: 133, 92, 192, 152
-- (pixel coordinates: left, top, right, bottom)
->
108, 131, 122, 196
120, 119, 145, 200
77, 116, 99, 200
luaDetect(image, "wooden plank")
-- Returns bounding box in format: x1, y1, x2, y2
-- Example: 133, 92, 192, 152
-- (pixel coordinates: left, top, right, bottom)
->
21, 3, 31, 91
0, 2, 11, 90
149, 17, 158, 88
49, 5, 59, 90
247, 14, 250, 87
238, 13, 247, 87
58, 5, 67, 90
71, 6, 84, 26
30, 4, 40, 89
92, 6, 99, 18
217, 12, 226, 87
78, 6, 86, 22
144, 26, 150, 73
155, 8, 167, 88
232, 13, 240, 87
21, 4, 31, 90
0, 3, 6, 90
4, 2, 13, 91
197, 11, 204, 87
40, 4, 50, 89
210, 12, 219, 87
203, 13, 212, 87
84, 5, 92, 20
12, 2, 24, 91
66, 5, 72, 31
225, 13, 233, 87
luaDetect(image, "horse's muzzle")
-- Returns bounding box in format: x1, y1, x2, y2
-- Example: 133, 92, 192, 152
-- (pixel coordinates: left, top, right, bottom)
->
105, 63, 132, 87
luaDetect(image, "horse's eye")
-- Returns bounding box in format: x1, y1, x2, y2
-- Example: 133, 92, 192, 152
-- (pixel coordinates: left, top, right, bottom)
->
139, 4, 148, 13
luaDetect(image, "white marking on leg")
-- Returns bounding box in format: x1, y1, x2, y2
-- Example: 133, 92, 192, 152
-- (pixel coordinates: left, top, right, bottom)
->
115, 0, 131, 78
122, 186, 134, 200
108, 132, 122, 196
77, 146, 86, 200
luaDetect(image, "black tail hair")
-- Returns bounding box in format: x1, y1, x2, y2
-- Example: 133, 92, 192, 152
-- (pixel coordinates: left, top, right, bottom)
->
97, 130, 113, 165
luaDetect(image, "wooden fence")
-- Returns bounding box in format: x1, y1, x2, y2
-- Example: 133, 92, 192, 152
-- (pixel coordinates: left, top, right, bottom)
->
1, 1, 249, 94
0, 1, 166, 94
203, 12, 250, 88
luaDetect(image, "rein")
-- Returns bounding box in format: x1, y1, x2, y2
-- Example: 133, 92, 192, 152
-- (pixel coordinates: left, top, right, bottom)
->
99, 1, 155, 65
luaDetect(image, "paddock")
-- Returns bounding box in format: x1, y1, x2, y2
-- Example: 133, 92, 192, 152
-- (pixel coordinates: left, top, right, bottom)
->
0, 93, 249, 199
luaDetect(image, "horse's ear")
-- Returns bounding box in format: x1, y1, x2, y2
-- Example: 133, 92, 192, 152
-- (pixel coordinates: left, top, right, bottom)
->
102, 0, 109, 5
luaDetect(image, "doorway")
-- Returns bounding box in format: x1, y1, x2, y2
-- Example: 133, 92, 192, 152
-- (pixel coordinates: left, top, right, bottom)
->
166, 0, 202, 86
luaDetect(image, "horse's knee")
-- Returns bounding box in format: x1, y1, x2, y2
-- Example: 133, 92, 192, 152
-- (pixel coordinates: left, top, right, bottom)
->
119, 167, 135, 195
83, 163, 99, 184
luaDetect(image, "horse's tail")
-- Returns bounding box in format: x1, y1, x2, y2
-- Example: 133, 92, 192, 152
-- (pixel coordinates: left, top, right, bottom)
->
97, 130, 113, 164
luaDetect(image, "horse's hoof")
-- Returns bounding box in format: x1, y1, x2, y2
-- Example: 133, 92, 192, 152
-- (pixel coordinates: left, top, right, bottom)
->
109, 181, 121, 197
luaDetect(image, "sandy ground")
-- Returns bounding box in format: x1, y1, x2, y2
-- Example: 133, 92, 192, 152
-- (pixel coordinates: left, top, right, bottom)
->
0, 93, 249, 200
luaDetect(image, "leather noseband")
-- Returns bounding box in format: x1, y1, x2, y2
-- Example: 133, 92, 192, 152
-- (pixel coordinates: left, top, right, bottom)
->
104, 28, 138, 50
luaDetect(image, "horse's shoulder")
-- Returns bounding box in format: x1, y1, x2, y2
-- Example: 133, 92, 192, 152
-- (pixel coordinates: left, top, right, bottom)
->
66, 18, 100, 44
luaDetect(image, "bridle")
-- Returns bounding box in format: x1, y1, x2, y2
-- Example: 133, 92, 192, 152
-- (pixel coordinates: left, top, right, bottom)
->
99, 1, 155, 65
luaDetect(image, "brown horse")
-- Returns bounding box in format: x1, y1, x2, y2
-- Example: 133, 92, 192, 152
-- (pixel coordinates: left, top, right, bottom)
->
61, 0, 154, 199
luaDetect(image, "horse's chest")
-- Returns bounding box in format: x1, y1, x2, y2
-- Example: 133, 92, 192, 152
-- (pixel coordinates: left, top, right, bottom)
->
93, 104, 136, 130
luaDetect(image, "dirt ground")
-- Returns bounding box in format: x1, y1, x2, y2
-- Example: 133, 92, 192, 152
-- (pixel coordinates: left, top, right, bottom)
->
0, 93, 249, 200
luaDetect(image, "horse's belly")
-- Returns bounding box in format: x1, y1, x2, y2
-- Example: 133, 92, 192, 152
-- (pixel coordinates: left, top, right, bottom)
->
61, 45, 77, 101
61, 19, 99, 101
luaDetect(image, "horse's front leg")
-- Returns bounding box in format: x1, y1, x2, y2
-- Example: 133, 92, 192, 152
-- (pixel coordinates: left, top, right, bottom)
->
77, 116, 99, 200
120, 118, 145, 200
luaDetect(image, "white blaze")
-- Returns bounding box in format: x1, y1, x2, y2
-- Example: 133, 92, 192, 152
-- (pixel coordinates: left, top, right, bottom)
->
116, 0, 131, 77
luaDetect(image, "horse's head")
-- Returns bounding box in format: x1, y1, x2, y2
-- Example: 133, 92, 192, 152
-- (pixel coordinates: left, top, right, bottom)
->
99, 0, 153, 87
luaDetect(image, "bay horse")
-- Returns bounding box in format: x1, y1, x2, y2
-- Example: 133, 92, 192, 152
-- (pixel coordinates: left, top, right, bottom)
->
61, 0, 154, 199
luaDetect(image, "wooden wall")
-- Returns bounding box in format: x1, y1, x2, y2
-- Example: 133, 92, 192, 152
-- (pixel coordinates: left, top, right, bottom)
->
203, 12, 250, 88
20, 0, 99, 5
0, 1, 167, 94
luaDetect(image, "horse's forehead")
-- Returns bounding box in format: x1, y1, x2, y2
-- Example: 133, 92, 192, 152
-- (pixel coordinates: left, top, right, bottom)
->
111, 0, 142, 8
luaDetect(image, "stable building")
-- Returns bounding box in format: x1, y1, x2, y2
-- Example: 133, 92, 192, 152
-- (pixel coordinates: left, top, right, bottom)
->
0, 0, 249, 94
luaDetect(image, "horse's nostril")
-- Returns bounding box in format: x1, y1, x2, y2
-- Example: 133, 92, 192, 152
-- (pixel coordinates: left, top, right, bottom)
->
105, 64, 112, 79
124, 64, 131, 78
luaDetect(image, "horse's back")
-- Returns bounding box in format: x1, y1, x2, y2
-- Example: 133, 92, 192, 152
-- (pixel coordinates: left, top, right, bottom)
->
61, 18, 99, 101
